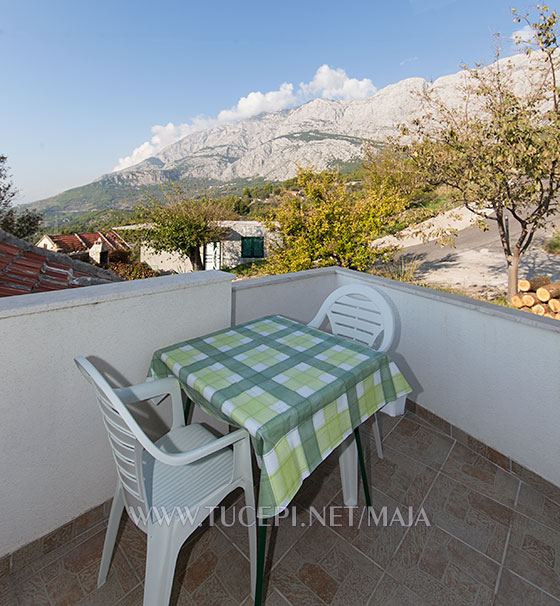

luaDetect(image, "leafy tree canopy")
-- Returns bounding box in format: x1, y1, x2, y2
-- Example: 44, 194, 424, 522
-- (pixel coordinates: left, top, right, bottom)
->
136, 183, 235, 271
263, 167, 411, 274
402, 5, 560, 299
0, 155, 43, 240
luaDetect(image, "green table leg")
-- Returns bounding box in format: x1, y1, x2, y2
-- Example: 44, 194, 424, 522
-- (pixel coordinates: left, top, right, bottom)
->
184, 397, 192, 425
254, 518, 268, 606
354, 427, 372, 509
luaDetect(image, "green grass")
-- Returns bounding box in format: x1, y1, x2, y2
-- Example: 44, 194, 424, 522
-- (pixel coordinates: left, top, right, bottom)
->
222, 260, 267, 277
545, 231, 560, 255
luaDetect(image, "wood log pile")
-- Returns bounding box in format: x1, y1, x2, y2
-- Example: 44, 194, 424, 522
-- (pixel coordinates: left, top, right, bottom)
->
512, 277, 560, 319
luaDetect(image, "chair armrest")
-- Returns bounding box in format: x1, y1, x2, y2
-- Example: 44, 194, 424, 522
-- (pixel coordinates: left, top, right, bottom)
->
114, 377, 185, 428
150, 428, 250, 467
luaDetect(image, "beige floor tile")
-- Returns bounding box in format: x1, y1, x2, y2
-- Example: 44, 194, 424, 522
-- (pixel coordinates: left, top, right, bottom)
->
505, 512, 560, 599
423, 473, 513, 562
383, 416, 454, 470
442, 442, 519, 507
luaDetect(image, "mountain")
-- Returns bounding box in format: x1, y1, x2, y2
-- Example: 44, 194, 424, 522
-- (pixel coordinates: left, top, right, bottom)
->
30, 53, 536, 220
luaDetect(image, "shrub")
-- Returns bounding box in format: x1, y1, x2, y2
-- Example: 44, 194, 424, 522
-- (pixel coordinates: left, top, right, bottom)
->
544, 231, 560, 255
108, 261, 159, 280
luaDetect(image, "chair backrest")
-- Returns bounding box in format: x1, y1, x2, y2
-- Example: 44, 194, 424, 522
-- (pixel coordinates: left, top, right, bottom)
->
75, 357, 148, 512
308, 284, 395, 352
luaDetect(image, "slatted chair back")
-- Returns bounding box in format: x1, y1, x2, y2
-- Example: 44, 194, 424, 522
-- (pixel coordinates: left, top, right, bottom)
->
75, 357, 148, 513
308, 284, 395, 352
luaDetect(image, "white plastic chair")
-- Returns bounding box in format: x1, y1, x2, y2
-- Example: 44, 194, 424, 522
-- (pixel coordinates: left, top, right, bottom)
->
308, 284, 401, 459
75, 357, 257, 606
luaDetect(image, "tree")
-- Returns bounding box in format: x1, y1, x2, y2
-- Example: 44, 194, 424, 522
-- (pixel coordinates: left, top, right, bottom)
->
0, 155, 43, 239
403, 5, 560, 300
263, 167, 409, 274
137, 184, 233, 271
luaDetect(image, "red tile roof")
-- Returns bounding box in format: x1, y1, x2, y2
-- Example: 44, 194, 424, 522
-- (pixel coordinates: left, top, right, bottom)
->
46, 231, 130, 254
0, 236, 121, 298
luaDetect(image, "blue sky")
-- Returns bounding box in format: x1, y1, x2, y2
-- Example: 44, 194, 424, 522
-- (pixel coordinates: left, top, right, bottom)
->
0, 0, 545, 203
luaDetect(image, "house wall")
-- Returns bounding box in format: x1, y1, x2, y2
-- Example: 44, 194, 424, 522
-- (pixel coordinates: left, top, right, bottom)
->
141, 247, 194, 273
141, 221, 269, 273
35, 235, 56, 251
219, 221, 268, 269
0, 272, 233, 556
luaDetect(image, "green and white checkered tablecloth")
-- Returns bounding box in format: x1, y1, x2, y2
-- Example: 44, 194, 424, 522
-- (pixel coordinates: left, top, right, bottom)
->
148, 315, 411, 517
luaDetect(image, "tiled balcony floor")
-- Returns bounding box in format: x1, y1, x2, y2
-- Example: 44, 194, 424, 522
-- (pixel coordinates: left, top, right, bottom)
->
3, 411, 560, 606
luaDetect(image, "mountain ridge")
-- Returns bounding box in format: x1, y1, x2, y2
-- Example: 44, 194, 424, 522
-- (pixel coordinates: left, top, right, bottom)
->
30, 53, 536, 219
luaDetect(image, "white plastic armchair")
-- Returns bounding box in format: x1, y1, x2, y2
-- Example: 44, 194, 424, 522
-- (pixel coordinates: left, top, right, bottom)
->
75, 357, 257, 606
309, 284, 402, 458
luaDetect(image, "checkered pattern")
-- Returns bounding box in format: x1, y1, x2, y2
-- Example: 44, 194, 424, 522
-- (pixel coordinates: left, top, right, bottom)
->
148, 315, 411, 517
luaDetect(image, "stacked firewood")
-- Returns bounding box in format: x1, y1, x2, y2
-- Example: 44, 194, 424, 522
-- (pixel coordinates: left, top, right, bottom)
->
512, 277, 560, 319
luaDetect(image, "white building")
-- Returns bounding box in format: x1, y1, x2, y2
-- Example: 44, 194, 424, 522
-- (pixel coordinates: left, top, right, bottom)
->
140, 220, 269, 273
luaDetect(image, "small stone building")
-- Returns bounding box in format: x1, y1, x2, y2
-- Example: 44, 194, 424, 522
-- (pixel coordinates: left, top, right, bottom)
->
141, 221, 269, 273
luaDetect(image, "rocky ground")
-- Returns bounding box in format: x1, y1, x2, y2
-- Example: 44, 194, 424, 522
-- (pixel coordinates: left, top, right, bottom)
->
383, 209, 560, 298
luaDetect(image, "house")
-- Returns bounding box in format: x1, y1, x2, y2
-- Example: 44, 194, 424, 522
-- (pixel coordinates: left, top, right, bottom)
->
36, 230, 131, 265
0, 229, 122, 297
140, 220, 269, 273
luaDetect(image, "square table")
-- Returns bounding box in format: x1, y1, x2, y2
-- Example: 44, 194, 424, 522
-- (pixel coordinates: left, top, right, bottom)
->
148, 314, 411, 519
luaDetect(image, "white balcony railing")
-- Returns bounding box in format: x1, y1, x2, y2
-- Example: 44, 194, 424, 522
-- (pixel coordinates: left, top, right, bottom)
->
1, 266, 559, 558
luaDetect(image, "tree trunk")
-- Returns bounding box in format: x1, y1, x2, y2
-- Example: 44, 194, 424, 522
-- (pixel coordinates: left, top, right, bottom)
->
507, 255, 520, 302
188, 246, 204, 271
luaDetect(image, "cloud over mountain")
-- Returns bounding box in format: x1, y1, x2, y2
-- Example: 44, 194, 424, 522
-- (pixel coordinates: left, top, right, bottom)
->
113, 65, 377, 172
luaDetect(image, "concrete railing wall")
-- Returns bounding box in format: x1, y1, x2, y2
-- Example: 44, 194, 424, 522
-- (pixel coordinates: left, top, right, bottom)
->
2, 265, 559, 557
0, 272, 233, 556
335, 268, 560, 489
231, 267, 338, 326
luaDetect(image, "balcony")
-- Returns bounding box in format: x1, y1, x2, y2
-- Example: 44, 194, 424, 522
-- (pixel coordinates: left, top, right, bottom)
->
1, 267, 559, 605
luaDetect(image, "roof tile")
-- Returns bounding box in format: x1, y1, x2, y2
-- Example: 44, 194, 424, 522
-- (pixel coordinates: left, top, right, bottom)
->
0, 236, 118, 298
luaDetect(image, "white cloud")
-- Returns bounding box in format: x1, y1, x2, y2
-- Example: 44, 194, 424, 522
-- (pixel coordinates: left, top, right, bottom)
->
298, 65, 376, 101
400, 56, 419, 66
114, 65, 376, 171
512, 25, 535, 44
114, 117, 219, 171
217, 83, 296, 122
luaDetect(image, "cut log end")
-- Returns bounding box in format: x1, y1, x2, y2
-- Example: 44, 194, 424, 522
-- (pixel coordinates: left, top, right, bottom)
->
522, 293, 540, 307
518, 276, 551, 292
537, 283, 560, 302
533, 304, 551, 316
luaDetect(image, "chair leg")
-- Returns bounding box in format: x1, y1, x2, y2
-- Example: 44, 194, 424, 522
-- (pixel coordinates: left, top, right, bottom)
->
372, 413, 384, 459
338, 434, 359, 506
243, 482, 257, 598
98, 483, 124, 588
143, 527, 183, 606
354, 428, 372, 509
254, 518, 268, 606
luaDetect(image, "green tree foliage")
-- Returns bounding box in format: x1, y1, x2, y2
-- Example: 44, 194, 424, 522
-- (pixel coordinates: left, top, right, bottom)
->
0, 155, 43, 239
263, 167, 409, 274
137, 184, 234, 271
403, 5, 560, 299
108, 261, 159, 280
